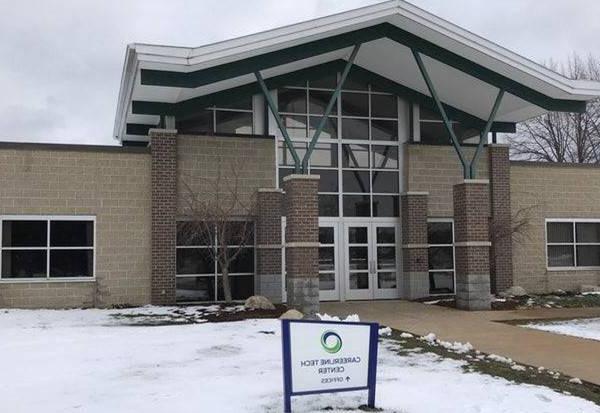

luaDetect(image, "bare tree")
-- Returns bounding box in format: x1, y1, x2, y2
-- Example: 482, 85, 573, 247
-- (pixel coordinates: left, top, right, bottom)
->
509, 54, 600, 163
179, 163, 257, 302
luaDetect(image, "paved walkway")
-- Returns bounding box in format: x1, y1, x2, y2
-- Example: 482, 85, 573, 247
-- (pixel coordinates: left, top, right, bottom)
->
321, 300, 600, 385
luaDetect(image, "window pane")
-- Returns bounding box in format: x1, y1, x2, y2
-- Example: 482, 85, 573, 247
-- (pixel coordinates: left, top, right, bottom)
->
576, 223, 600, 243
429, 271, 454, 294
50, 250, 93, 278
420, 106, 442, 120
215, 111, 253, 135
1, 250, 47, 278
577, 245, 600, 267
312, 169, 338, 192
372, 195, 399, 217
547, 222, 574, 243
50, 221, 93, 247
318, 195, 339, 217
2, 221, 47, 247
372, 145, 399, 169
342, 92, 369, 116
428, 246, 454, 270
309, 116, 338, 140
378, 272, 397, 289
223, 247, 254, 273
372, 171, 399, 193
371, 120, 398, 141
319, 247, 335, 271
342, 144, 369, 168
319, 273, 335, 291
343, 75, 368, 91
377, 246, 396, 269
176, 248, 214, 275
428, 222, 453, 245
420, 122, 450, 145
377, 228, 395, 244
344, 195, 370, 217
217, 96, 252, 110
278, 142, 307, 166
177, 110, 213, 135
453, 123, 480, 143
309, 90, 337, 114
348, 227, 368, 244
547, 245, 574, 267
341, 118, 369, 140
343, 171, 370, 193
278, 88, 306, 113
349, 273, 369, 289
319, 227, 334, 244
278, 168, 294, 188
281, 115, 308, 138
217, 275, 254, 300
310, 74, 337, 89
222, 222, 254, 245
177, 276, 214, 302
371, 94, 397, 118
310, 143, 338, 167
177, 222, 212, 246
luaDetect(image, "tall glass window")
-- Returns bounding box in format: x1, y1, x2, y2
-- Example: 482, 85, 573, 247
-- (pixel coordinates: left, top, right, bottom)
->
427, 219, 455, 294
276, 74, 402, 217
176, 97, 254, 135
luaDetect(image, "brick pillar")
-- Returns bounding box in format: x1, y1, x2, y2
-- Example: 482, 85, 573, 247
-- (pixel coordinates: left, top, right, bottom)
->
150, 129, 178, 305
454, 180, 492, 310
400, 192, 430, 299
256, 188, 284, 303
488, 144, 513, 294
283, 175, 319, 317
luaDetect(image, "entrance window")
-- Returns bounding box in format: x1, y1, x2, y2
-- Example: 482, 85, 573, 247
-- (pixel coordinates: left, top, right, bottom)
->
427, 219, 455, 294
175, 221, 255, 302
276, 74, 402, 218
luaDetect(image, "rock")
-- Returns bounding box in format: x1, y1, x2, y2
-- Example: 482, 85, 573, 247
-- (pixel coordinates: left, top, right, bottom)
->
244, 295, 275, 310
579, 285, 600, 293
279, 309, 304, 320
499, 286, 527, 298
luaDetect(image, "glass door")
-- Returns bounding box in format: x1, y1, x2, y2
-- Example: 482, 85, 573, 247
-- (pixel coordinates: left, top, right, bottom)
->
318, 221, 339, 301
343, 222, 373, 300
373, 223, 400, 299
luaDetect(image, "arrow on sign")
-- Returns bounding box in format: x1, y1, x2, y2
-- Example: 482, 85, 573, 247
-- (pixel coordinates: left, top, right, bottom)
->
345, 376, 351, 382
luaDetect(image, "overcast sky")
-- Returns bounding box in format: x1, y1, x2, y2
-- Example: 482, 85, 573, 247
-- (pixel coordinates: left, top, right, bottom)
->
0, 0, 598, 145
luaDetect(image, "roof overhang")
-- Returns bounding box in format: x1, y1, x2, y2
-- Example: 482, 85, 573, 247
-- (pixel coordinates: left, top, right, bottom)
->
114, 0, 600, 143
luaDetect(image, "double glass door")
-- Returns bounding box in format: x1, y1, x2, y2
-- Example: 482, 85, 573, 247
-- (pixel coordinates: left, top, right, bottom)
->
316, 220, 400, 301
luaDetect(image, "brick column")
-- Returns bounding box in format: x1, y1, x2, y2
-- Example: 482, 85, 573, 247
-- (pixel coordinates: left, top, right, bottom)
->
150, 129, 178, 305
283, 175, 319, 317
453, 180, 492, 310
256, 188, 284, 303
488, 144, 513, 294
401, 192, 430, 299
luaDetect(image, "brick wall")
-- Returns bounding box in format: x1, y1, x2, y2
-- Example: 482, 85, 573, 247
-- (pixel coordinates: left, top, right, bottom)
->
0, 144, 151, 308
511, 161, 600, 292
400, 192, 429, 299
405, 144, 489, 217
256, 189, 283, 302
150, 130, 177, 305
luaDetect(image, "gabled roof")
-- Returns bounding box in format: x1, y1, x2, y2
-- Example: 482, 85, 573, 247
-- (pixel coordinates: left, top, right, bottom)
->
114, 0, 600, 143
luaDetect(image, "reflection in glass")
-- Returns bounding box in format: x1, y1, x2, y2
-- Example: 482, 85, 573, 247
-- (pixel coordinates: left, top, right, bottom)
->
348, 247, 368, 270
344, 195, 371, 217
350, 273, 369, 289
378, 272, 396, 289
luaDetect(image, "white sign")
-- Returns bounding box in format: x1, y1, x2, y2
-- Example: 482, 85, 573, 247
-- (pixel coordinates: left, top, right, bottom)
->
287, 321, 373, 393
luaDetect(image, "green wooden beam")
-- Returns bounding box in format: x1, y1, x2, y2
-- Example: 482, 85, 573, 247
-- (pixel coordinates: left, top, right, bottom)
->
140, 23, 586, 113
303, 44, 361, 172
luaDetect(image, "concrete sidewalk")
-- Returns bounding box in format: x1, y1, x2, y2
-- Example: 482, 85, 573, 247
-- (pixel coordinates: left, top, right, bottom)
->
321, 300, 600, 385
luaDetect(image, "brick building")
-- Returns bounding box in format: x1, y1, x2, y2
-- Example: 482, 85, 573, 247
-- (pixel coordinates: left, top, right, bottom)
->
2, 1, 600, 310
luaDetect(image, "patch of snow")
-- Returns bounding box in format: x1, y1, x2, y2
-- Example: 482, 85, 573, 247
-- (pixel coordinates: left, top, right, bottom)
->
524, 318, 600, 342
511, 364, 527, 372
487, 354, 513, 364
419, 333, 473, 354
0, 308, 599, 413
316, 313, 360, 322
378, 327, 392, 337
569, 378, 583, 385
582, 291, 600, 296
399, 332, 414, 339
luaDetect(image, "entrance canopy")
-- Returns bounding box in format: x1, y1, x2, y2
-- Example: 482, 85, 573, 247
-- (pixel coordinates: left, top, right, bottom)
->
114, 0, 600, 144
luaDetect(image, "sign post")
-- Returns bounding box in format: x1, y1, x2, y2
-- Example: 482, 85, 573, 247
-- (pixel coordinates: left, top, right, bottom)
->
281, 319, 379, 412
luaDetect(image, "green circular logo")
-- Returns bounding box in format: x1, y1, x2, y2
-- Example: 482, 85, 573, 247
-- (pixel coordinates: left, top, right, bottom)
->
321, 330, 343, 354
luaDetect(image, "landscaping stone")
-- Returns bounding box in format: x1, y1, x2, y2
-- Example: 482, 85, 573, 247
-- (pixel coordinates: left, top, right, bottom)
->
244, 295, 275, 310
579, 285, 600, 293
279, 309, 304, 320
499, 286, 527, 298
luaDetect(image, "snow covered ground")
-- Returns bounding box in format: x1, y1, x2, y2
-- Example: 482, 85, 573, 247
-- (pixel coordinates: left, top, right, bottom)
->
524, 317, 600, 342
1, 307, 599, 413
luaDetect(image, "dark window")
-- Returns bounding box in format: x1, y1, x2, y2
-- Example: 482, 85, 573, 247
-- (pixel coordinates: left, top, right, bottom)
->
318, 195, 339, 217
278, 88, 306, 113
215, 111, 253, 135
217, 275, 254, 300
343, 171, 370, 193
310, 75, 337, 89
342, 144, 369, 168
310, 143, 338, 168
427, 221, 454, 294
372, 195, 399, 217
372, 171, 399, 193
1, 250, 47, 278
176, 249, 214, 275
2, 221, 47, 247
309, 116, 338, 140
50, 250, 93, 278
319, 227, 335, 244
176, 111, 213, 135
309, 90, 337, 114
372, 145, 399, 169
371, 119, 398, 141
176, 277, 213, 302
342, 92, 369, 117
341, 118, 369, 140
343, 195, 370, 217
371, 94, 397, 118
50, 221, 93, 247
312, 169, 338, 192
428, 222, 454, 245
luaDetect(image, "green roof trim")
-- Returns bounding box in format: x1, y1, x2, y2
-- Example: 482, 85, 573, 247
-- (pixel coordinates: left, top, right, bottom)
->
132, 60, 515, 133
139, 23, 586, 113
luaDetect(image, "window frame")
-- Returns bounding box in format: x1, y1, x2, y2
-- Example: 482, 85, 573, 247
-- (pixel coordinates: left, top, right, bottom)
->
0, 215, 96, 283
545, 218, 600, 271
175, 220, 257, 302
427, 218, 456, 295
